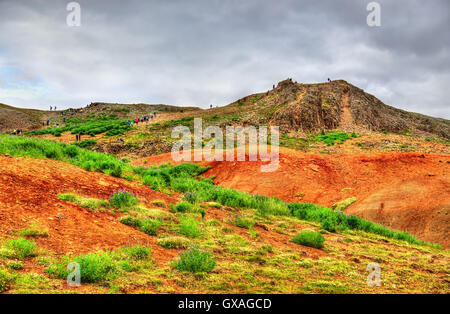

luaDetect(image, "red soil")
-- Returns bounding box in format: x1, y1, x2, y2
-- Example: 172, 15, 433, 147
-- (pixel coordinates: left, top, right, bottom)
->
134, 148, 450, 248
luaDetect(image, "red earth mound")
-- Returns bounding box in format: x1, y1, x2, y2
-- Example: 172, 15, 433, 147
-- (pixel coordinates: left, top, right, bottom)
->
0, 155, 180, 265
134, 148, 450, 248
0, 154, 327, 271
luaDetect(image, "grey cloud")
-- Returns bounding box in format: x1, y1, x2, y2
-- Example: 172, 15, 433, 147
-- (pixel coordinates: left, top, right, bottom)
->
0, 0, 448, 118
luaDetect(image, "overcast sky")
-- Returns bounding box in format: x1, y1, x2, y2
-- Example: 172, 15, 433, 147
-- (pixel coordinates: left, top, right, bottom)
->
0, 0, 448, 118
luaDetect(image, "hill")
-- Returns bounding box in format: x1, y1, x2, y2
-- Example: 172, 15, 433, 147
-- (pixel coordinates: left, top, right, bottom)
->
210, 79, 450, 139
0, 101, 199, 134
0, 103, 43, 133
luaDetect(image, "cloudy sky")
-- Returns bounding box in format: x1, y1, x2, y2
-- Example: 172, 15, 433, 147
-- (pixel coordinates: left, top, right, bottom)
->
0, 0, 448, 118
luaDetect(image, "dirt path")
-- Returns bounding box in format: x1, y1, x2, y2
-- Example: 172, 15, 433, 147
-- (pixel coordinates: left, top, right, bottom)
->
339, 92, 353, 131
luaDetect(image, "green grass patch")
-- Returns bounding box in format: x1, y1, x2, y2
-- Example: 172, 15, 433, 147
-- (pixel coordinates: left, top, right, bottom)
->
316, 132, 358, 146
119, 216, 162, 236
27, 118, 131, 138
157, 236, 191, 249
2, 238, 38, 260
172, 245, 216, 273
18, 224, 49, 238
109, 190, 138, 209
46, 250, 119, 283
292, 230, 325, 249
178, 215, 202, 238
0, 268, 13, 292
228, 214, 255, 229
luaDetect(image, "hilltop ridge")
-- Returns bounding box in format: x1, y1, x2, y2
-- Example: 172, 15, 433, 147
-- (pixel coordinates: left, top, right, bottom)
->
219, 79, 449, 139
1, 79, 449, 139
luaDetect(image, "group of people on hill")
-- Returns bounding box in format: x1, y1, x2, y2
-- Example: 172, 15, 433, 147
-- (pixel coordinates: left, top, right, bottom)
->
49, 106, 57, 111
128, 112, 157, 126
11, 129, 23, 135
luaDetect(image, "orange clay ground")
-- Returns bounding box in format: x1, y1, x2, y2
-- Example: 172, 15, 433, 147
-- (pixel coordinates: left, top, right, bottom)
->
0, 153, 448, 293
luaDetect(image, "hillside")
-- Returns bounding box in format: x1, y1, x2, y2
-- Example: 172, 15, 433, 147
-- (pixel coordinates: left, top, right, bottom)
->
0, 137, 448, 294
0, 101, 199, 134
211, 79, 450, 139
0, 103, 43, 133
2, 79, 449, 140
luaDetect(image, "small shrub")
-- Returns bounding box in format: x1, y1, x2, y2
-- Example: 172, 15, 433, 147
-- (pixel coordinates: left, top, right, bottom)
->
46, 250, 118, 283
119, 216, 142, 228
57, 193, 80, 202
178, 216, 202, 238
122, 245, 151, 260
321, 214, 348, 233
145, 209, 176, 222
316, 132, 352, 146
228, 214, 255, 229
0, 268, 13, 292
73, 139, 97, 149
182, 192, 197, 204
331, 197, 357, 212
6, 238, 37, 259
150, 200, 166, 208
157, 236, 190, 249
292, 230, 325, 249
140, 219, 163, 236
7, 261, 24, 270
109, 190, 138, 209
173, 245, 216, 273
109, 164, 123, 178
143, 175, 165, 191
171, 201, 192, 213
80, 198, 109, 210
207, 202, 221, 208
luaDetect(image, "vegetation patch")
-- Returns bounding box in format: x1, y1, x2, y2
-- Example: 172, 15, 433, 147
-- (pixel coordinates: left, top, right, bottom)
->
109, 190, 138, 209
58, 193, 109, 211
46, 250, 120, 283
1, 238, 38, 260
331, 197, 357, 212
18, 224, 49, 238
178, 215, 202, 238
316, 132, 358, 146
173, 245, 216, 273
157, 236, 191, 249
292, 230, 325, 249
227, 214, 255, 229
0, 268, 13, 293
119, 215, 162, 236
